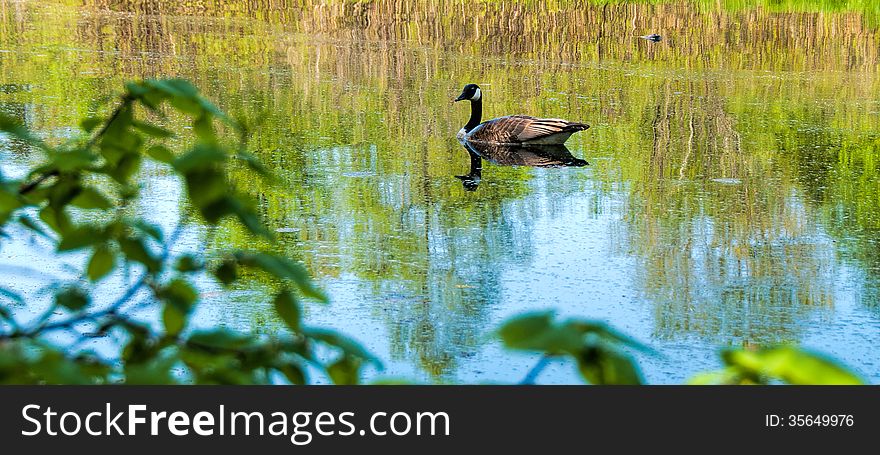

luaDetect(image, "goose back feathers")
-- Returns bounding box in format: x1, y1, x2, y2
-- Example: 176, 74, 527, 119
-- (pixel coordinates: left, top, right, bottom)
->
464, 115, 589, 145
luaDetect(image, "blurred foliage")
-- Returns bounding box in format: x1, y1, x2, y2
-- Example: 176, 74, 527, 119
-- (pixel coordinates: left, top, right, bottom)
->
499, 313, 866, 385
689, 346, 864, 385
0, 79, 378, 384
498, 311, 649, 384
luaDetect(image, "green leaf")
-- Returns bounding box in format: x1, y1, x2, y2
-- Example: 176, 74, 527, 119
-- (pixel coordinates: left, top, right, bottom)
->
174, 255, 201, 272
119, 237, 160, 272
0, 189, 22, 213
235, 151, 272, 178
125, 81, 151, 97
168, 96, 203, 116
86, 245, 115, 281
145, 79, 225, 119
17, 214, 52, 240
498, 312, 651, 358
158, 278, 197, 336
49, 149, 95, 173
124, 349, 179, 385
48, 179, 84, 208
687, 368, 747, 385
302, 328, 378, 365
55, 287, 90, 311
79, 117, 103, 133
20, 344, 108, 384
183, 169, 228, 210
193, 114, 215, 142
566, 320, 654, 353
70, 187, 113, 210
187, 329, 254, 350
576, 344, 643, 385
107, 152, 143, 183
132, 120, 174, 138
199, 195, 235, 224
97, 103, 135, 153
148, 78, 199, 99
146, 145, 174, 163
157, 278, 198, 313
126, 82, 168, 112
58, 225, 103, 251
130, 220, 163, 242
497, 312, 582, 354
39, 205, 70, 234
327, 355, 362, 385
214, 259, 237, 285
173, 144, 227, 171
162, 305, 186, 336
230, 197, 272, 239
235, 252, 328, 302
273, 288, 301, 332
121, 322, 162, 364
721, 346, 864, 385
275, 362, 307, 385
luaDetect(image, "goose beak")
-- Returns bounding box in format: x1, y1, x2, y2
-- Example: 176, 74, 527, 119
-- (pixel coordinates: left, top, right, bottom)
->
454, 93, 467, 102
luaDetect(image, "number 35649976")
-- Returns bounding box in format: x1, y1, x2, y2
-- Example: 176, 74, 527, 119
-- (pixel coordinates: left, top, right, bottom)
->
765, 414, 854, 427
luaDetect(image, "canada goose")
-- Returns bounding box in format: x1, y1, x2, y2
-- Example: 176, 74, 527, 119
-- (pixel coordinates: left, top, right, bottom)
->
454, 84, 589, 145
639, 34, 662, 42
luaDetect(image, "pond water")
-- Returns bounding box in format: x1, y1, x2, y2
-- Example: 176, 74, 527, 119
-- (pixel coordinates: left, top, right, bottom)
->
1, 0, 880, 383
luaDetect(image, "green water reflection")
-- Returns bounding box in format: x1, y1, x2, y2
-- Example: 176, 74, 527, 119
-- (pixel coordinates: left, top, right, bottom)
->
1, 0, 879, 382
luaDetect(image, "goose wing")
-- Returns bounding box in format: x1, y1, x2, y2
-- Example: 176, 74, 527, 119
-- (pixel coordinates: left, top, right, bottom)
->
468, 115, 589, 144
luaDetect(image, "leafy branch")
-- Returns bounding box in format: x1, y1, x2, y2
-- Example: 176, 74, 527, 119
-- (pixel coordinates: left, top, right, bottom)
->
0, 79, 377, 384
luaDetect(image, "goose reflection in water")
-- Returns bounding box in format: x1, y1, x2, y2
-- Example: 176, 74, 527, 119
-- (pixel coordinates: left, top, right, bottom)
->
455, 139, 589, 191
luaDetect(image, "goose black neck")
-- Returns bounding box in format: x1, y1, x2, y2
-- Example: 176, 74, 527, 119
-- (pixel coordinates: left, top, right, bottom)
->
464, 99, 482, 132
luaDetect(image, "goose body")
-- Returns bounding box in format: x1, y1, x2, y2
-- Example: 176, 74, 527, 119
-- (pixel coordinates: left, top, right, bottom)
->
454, 84, 589, 145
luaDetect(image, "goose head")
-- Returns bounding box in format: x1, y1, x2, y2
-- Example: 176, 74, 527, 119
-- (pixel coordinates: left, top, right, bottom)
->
454, 84, 482, 102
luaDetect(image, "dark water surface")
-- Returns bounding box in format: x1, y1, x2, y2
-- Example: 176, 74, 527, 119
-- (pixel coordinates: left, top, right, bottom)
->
1, 0, 879, 383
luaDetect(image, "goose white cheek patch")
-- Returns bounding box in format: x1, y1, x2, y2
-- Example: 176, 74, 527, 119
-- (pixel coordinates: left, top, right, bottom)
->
471, 88, 481, 101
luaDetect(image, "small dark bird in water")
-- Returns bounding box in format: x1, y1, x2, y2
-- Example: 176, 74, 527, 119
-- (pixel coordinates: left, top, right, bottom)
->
639, 34, 662, 42
454, 84, 589, 145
